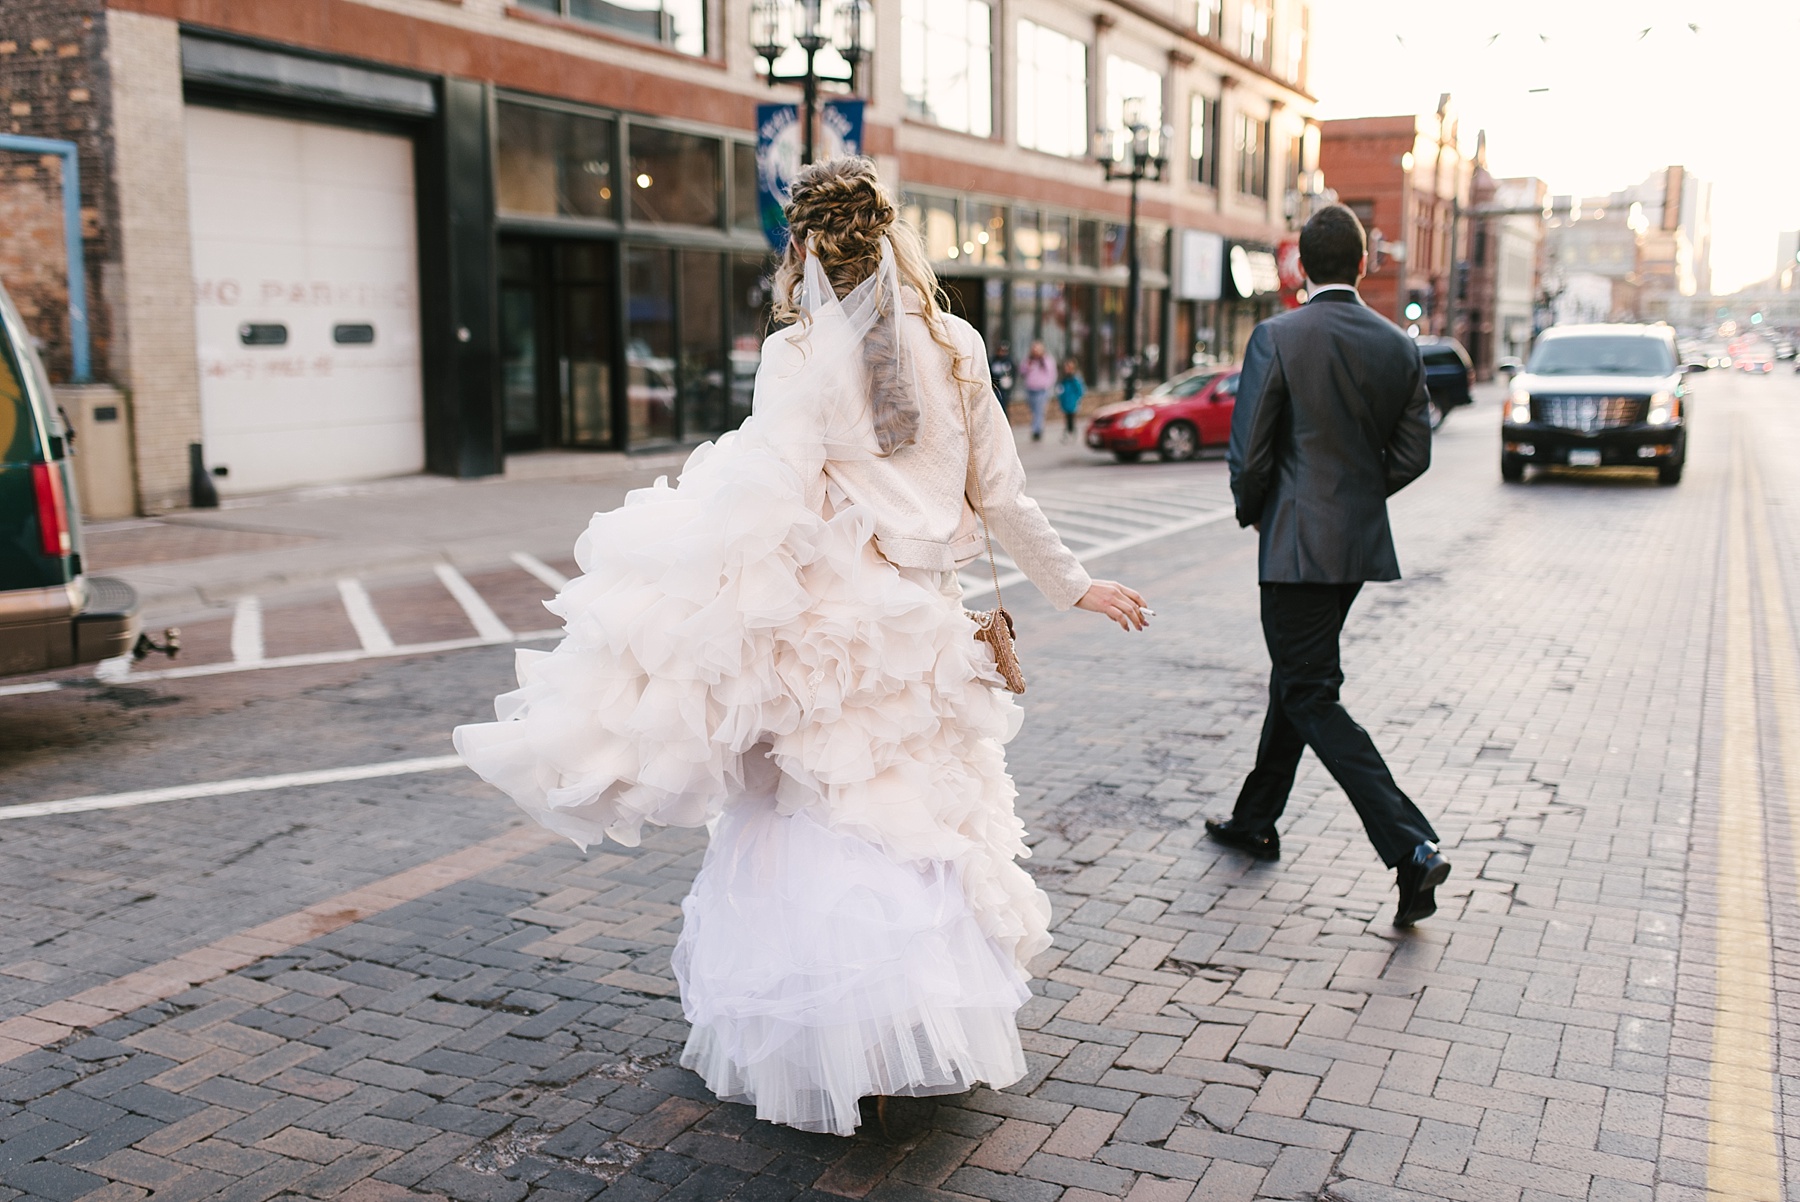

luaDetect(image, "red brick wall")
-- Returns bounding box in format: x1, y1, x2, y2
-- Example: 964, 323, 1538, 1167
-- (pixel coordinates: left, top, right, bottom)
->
0, 2, 117, 384
0, 154, 71, 374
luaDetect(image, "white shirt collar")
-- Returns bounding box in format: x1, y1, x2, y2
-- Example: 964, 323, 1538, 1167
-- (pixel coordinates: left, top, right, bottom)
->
1308, 283, 1359, 296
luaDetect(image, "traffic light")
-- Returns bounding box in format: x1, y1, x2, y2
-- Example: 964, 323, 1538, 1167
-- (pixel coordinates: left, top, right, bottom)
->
1751, 311, 1764, 325
1404, 288, 1428, 322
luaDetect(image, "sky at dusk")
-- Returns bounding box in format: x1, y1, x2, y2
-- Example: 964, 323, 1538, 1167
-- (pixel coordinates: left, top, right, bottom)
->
1307, 0, 1800, 294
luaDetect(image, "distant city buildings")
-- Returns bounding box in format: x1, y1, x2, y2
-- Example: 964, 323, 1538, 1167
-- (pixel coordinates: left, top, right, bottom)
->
1541, 167, 1712, 327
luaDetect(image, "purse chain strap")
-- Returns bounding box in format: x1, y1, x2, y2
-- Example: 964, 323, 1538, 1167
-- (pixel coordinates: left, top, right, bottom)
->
959, 374, 1005, 609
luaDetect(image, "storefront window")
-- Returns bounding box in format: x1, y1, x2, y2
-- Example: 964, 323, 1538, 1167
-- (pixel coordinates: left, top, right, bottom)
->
916, 195, 960, 262
626, 246, 678, 444
557, 243, 616, 447
629, 125, 721, 227
1014, 208, 1043, 270
499, 243, 541, 443
1102, 223, 1127, 270
496, 102, 618, 220
901, 0, 993, 137
1041, 214, 1070, 268
1074, 220, 1100, 269
729, 254, 770, 427
680, 250, 727, 438
731, 142, 760, 232
517, 0, 707, 57
964, 202, 1006, 266
1016, 20, 1087, 158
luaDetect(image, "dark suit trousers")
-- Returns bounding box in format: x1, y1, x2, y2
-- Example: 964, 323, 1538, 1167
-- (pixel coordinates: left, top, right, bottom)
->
1231, 583, 1437, 867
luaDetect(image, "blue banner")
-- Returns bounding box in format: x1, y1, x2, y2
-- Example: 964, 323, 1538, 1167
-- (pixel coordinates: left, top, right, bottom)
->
755, 100, 866, 252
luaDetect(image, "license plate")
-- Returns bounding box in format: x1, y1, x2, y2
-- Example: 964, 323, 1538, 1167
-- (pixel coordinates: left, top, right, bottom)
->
1087, 433, 1103, 447
1568, 449, 1602, 467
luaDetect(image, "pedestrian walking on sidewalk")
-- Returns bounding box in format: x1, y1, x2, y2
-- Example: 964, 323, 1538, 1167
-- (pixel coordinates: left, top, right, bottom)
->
1206, 202, 1449, 927
1020, 340, 1056, 441
989, 340, 1017, 420
455, 156, 1149, 1137
1056, 358, 1085, 443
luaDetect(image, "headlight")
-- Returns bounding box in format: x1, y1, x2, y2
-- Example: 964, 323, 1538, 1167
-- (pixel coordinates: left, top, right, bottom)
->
1118, 408, 1156, 429
1506, 389, 1532, 424
1647, 390, 1678, 425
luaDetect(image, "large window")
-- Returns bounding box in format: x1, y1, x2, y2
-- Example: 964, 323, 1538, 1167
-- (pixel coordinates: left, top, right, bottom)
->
517, 0, 706, 56
1104, 56, 1162, 160
1190, 94, 1219, 188
1236, 111, 1268, 200
629, 124, 720, 227
1238, 0, 1270, 65
1198, 0, 1222, 38
1017, 20, 1087, 158
901, 0, 993, 137
1286, 7, 1309, 86
496, 102, 618, 219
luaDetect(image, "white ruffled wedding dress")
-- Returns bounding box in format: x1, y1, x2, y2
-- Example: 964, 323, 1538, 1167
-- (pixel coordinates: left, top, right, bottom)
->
453, 244, 1083, 1135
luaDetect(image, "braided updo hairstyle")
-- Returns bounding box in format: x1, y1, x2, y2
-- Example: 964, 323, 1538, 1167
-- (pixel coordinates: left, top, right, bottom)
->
771, 156, 972, 454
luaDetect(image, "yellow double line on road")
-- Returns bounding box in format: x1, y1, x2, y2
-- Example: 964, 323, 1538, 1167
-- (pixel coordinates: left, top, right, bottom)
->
1710, 438, 1796, 1200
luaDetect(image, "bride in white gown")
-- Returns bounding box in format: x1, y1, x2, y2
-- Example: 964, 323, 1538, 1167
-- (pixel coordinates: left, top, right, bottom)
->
454, 157, 1149, 1136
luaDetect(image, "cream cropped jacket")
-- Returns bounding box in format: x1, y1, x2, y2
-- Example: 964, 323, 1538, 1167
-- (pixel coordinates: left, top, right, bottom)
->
817, 306, 1093, 612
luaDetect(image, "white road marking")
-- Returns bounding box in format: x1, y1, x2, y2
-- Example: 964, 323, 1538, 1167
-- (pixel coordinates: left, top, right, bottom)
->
231, 595, 264, 664
962, 506, 1235, 601
510, 551, 569, 591
337, 578, 395, 653
0, 680, 62, 698
0, 754, 466, 822
436, 564, 514, 642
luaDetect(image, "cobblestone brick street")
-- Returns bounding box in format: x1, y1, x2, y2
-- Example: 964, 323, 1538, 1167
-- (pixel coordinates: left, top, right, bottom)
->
2, 375, 1798, 1202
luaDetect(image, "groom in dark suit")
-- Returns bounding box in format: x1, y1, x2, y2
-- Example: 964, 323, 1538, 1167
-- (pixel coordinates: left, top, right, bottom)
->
1208, 203, 1449, 926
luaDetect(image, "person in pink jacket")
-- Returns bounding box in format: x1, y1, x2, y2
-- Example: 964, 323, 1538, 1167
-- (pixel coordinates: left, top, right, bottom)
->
1019, 340, 1057, 441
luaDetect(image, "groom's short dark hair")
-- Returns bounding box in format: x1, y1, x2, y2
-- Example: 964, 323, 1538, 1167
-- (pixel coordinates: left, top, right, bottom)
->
1299, 204, 1367, 285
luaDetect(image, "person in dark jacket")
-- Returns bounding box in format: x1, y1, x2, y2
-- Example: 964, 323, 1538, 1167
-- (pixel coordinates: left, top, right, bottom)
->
1208, 203, 1447, 926
989, 341, 1017, 420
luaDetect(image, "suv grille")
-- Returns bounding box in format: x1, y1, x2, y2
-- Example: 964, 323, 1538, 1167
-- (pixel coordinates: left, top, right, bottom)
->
1532, 395, 1648, 432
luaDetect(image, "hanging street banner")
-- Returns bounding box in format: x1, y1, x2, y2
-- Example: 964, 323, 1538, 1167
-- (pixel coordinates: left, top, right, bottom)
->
755, 99, 865, 252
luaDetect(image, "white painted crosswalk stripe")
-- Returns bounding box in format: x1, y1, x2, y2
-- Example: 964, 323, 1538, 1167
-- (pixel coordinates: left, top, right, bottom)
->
231, 595, 264, 664
337, 578, 395, 653
436, 563, 514, 642
510, 551, 570, 591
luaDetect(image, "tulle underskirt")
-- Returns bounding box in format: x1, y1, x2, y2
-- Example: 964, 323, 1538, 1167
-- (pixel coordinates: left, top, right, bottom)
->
674, 790, 1028, 1135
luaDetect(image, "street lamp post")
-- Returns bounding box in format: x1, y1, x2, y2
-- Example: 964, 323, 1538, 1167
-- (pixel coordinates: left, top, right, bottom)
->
751, 0, 870, 166
1096, 101, 1169, 401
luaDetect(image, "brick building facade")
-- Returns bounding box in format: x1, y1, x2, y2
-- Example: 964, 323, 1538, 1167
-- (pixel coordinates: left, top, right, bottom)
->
2, 0, 1314, 512
1318, 100, 1470, 343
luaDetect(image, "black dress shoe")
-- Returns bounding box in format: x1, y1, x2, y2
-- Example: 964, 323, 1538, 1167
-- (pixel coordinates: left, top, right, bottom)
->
1204, 818, 1280, 861
1394, 841, 1451, 926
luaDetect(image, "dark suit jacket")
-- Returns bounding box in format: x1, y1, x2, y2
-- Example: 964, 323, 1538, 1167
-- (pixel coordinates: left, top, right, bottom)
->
1226, 289, 1432, 583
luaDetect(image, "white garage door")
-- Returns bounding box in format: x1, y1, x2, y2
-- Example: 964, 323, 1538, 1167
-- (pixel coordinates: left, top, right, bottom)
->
185, 106, 424, 496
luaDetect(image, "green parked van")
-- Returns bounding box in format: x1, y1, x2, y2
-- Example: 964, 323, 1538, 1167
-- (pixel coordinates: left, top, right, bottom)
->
0, 280, 138, 676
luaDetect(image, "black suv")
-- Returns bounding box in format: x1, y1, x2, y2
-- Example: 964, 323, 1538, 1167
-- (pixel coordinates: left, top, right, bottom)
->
1500, 323, 1699, 486
1414, 336, 1472, 429
0, 281, 138, 676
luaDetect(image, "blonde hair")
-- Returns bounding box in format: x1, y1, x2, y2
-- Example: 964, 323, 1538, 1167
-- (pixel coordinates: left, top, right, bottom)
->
771, 157, 975, 453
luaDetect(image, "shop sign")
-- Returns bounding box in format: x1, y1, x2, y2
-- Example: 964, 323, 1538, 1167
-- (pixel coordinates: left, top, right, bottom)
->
1276, 235, 1305, 308
1174, 229, 1224, 301
755, 100, 865, 251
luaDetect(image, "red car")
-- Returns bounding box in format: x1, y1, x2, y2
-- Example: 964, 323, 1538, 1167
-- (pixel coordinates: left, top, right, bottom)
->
1085, 366, 1241, 462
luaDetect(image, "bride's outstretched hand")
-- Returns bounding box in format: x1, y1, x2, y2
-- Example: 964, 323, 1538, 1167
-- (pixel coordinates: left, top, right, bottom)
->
1076, 580, 1150, 631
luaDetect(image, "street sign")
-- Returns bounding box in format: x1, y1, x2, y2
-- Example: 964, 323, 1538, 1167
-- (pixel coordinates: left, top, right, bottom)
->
754, 99, 865, 252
